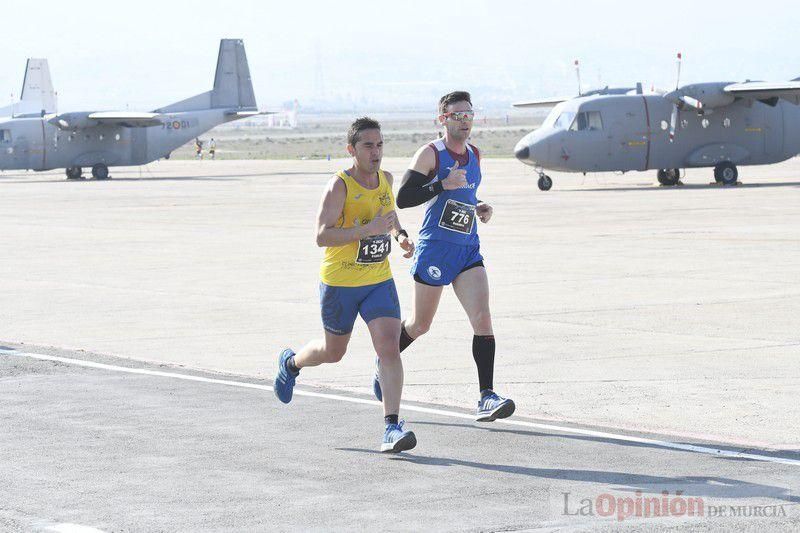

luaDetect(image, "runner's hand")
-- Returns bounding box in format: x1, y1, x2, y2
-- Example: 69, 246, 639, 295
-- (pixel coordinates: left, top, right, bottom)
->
477, 202, 493, 223
442, 161, 467, 190
365, 207, 393, 236
398, 235, 415, 258
384, 210, 399, 232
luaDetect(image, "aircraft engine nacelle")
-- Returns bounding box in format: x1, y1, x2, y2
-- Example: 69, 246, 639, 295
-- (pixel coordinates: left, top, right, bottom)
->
678, 83, 736, 109
48, 112, 99, 130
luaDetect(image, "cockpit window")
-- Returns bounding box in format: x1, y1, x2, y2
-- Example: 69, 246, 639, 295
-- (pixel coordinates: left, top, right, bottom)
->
554, 112, 575, 130
570, 111, 603, 131
541, 102, 567, 129
0, 129, 11, 143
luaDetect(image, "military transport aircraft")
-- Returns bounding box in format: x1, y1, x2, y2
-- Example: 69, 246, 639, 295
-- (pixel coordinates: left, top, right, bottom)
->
0, 58, 57, 118
513, 55, 800, 190
0, 39, 263, 180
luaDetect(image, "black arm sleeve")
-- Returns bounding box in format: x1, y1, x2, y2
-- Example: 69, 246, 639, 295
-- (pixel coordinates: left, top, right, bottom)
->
396, 170, 444, 208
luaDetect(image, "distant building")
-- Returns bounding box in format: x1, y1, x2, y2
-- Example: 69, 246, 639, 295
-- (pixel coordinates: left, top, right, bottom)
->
266, 99, 299, 129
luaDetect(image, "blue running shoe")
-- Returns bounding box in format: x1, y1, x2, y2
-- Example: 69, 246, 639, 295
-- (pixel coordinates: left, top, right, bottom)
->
372, 356, 382, 402
381, 420, 417, 453
476, 391, 515, 422
274, 348, 298, 404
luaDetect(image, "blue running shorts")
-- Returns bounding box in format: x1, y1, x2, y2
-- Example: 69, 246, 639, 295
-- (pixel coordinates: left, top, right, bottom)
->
410, 239, 484, 287
319, 278, 401, 335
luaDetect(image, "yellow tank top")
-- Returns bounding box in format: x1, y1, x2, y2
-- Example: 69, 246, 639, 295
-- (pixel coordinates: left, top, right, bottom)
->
320, 169, 395, 287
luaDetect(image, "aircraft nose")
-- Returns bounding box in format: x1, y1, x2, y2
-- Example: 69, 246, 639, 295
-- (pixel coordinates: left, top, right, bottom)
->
514, 143, 530, 161
515, 131, 551, 167
514, 138, 532, 164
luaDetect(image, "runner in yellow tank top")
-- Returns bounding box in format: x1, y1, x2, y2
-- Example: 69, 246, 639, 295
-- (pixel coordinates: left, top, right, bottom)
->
319, 168, 395, 287
273, 117, 419, 453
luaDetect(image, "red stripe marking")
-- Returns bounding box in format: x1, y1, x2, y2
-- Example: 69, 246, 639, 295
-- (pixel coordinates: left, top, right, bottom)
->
428, 142, 439, 178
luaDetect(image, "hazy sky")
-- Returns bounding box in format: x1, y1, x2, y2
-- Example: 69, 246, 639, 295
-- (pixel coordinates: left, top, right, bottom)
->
3, 0, 800, 112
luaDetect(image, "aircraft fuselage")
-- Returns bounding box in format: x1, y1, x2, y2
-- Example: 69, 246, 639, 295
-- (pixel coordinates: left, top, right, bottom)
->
515, 94, 800, 173
0, 109, 235, 171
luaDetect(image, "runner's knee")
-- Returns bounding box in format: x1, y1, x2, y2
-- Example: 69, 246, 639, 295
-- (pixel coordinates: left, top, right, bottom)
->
471, 309, 492, 334
372, 331, 400, 361
408, 318, 431, 337
376, 347, 401, 362
321, 343, 347, 363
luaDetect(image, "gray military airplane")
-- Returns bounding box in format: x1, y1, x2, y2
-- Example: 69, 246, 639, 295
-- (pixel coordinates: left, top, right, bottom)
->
0, 58, 57, 118
0, 39, 262, 180
513, 56, 800, 191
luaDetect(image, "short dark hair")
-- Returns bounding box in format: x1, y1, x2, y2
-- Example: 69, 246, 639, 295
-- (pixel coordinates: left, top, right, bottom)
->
347, 117, 381, 146
438, 91, 472, 115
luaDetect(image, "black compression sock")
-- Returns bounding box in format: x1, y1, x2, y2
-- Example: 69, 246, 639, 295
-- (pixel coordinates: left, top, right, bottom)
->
385, 414, 399, 426
399, 323, 415, 353
472, 335, 495, 392
287, 356, 300, 374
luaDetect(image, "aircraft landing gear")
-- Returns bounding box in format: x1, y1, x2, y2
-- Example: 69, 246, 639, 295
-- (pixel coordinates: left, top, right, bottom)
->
65, 166, 83, 180
714, 162, 738, 185
657, 168, 681, 186
537, 172, 553, 191
92, 163, 110, 180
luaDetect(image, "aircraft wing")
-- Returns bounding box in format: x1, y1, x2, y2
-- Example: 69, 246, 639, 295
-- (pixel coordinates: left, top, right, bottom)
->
49, 111, 165, 129
512, 96, 570, 109
724, 82, 800, 105
224, 109, 277, 117
87, 112, 164, 127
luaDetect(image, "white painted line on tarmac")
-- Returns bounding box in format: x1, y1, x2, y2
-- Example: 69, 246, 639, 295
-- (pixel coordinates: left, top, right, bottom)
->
40, 523, 107, 533
4, 348, 800, 467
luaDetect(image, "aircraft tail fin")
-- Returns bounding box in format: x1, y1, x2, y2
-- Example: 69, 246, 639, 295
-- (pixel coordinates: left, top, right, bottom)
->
0, 58, 57, 117
21, 58, 57, 114
156, 39, 257, 113
210, 39, 256, 109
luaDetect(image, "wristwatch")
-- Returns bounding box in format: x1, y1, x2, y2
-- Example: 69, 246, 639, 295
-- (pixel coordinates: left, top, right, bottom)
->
394, 229, 409, 242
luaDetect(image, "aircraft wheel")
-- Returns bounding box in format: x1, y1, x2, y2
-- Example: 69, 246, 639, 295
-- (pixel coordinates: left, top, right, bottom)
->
657, 169, 680, 186
65, 166, 83, 180
537, 175, 553, 191
714, 162, 738, 185
92, 163, 110, 180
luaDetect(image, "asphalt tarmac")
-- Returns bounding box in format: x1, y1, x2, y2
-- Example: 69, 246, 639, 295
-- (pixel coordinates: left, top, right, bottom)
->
1, 344, 798, 532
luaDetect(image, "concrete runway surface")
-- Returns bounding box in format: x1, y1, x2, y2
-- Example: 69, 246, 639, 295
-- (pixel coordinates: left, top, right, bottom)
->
1, 345, 798, 532
1, 158, 799, 530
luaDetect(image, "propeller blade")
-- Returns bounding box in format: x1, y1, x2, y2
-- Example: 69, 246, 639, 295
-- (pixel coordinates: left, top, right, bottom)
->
669, 104, 678, 143
680, 95, 704, 112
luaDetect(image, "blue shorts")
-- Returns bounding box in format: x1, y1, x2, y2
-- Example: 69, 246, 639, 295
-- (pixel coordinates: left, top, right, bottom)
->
410, 239, 484, 286
319, 278, 401, 335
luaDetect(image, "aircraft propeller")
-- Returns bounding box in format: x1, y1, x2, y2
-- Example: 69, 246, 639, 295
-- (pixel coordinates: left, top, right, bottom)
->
667, 52, 684, 143
663, 53, 710, 142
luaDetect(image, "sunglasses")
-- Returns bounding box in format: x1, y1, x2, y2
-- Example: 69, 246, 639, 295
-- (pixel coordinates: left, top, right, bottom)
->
443, 111, 475, 122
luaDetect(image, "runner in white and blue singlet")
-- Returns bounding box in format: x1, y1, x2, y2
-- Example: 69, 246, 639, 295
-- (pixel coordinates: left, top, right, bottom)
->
372, 91, 515, 422
412, 137, 483, 286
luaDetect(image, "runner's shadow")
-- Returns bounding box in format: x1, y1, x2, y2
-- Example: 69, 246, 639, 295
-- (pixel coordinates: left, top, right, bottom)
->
561, 181, 800, 193
409, 420, 800, 463
0, 176, 243, 184
0, 170, 333, 184
337, 448, 799, 503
